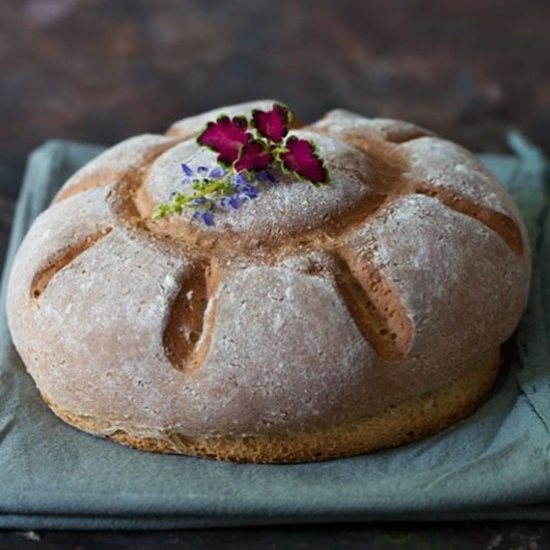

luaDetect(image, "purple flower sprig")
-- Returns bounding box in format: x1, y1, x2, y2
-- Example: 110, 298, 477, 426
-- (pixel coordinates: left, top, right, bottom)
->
152, 163, 273, 226
153, 103, 328, 226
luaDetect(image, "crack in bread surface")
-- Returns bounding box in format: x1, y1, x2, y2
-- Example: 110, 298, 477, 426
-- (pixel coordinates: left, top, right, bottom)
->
332, 252, 413, 362
30, 228, 113, 299
409, 183, 524, 255
163, 260, 221, 372
336, 131, 524, 257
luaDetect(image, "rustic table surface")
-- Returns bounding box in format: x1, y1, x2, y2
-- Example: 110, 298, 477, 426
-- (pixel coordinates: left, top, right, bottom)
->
1, 0, 549, 548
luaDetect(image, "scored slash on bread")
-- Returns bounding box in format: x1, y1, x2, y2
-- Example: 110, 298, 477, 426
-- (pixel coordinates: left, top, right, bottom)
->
6, 100, 531, 462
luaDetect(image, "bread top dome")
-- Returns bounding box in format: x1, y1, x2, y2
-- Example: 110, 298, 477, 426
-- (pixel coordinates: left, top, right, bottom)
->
6, 100, 531, 438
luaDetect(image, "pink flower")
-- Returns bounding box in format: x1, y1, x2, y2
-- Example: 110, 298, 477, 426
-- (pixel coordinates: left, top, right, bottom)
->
252, 103, 291, 143
234, 140, 274, 172
280, 137, 327, 184
197, 115, 251, 166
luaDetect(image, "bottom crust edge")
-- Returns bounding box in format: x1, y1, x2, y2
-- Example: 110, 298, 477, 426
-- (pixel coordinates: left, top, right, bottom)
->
43, 348, 502, 463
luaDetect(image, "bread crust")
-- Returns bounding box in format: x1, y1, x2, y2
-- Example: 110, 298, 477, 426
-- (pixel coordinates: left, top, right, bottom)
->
6, 101, 531, 461
44, 348, 501, 463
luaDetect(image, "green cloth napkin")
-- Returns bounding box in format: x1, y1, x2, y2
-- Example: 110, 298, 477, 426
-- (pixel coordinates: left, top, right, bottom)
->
1, 137, 549, 530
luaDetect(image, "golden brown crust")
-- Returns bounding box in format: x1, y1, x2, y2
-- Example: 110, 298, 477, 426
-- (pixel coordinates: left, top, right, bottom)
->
44, 348, 501, 463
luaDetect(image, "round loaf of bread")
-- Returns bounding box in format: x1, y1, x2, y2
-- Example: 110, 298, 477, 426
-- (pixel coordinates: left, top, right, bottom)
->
6, 100, 531, 463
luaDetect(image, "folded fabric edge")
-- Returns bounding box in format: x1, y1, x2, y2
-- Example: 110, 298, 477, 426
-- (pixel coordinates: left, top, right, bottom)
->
2, 503, 550, 530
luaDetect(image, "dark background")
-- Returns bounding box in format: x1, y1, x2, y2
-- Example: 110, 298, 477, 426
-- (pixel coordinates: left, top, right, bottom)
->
2, 0, 550, 195
1, 0, 550, 547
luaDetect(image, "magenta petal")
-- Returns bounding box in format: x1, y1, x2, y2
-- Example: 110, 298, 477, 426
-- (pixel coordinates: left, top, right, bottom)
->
280, 137, 328, 183
234, 140, 274, 172
252, 104, 290, 143
197, 115, 251, 165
